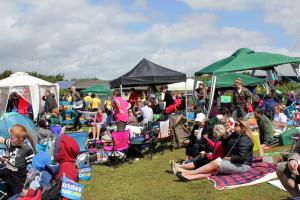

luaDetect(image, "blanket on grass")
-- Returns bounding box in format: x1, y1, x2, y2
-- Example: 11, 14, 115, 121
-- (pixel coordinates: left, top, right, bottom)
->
208, 162, 277, 190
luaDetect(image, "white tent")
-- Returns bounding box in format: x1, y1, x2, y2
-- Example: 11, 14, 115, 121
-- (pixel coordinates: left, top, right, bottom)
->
168, 78, 199, 91
0, 72, 59, 119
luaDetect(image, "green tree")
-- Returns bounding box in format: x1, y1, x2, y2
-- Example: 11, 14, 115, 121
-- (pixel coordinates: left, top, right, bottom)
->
0, 70, 13, 79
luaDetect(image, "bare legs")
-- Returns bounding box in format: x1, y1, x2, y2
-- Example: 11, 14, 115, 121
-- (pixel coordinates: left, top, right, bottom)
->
92, 125, 101, 139
276, 169, 300, 198
179, 159, 221, 181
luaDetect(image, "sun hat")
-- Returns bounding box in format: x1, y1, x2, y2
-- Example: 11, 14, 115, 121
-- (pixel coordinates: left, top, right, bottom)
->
195, 113, 206, 122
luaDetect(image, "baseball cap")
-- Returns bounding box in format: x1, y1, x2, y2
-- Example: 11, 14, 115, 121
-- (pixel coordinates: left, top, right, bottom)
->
195, 113, 206, 122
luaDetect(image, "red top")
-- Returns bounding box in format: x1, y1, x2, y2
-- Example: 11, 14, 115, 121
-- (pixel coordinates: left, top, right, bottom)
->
206, 139, 225, 160
18, 96, 29, 115
175, 99, 182, 108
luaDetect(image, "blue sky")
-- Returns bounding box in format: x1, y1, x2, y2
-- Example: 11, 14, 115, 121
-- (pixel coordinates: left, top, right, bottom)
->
0, 0, 299, 78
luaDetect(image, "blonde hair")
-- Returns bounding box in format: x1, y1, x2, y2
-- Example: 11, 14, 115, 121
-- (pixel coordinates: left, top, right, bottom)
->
237, 119, 253, 142
213, 124, 226, 137
10, 124, 37, 153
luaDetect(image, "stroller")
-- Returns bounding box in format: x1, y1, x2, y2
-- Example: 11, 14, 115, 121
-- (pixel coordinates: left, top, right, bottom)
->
284, 101, 300, 126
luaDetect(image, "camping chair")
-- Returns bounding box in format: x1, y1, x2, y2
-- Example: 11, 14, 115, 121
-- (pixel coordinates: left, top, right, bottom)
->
154, 120, 174, 155
67, 132, 91, 167
129, 122, 157, 159
67, 132, 88, 153
102, 130, 132, 167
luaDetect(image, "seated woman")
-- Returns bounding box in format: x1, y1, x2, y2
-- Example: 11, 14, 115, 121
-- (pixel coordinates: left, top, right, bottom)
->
127, 109, 139, 126
273, 105, 287, 137
176, 119, 253, 181
184, 113, 211, 160
277, 137, 300, 198
92, 107, 108, 140
170, 124, 227, 174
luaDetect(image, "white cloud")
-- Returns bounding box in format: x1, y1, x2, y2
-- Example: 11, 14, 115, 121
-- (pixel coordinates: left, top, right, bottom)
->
179, 0, 258, 11
132, 0, 148, 10
0, 0, 296, 80
263, 1, 300, 37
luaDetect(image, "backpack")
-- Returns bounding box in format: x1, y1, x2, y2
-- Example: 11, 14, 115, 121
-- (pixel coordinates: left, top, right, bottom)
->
41, 166, 61, 200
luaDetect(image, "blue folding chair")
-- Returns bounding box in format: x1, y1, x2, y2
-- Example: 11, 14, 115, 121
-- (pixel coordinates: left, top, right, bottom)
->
67, 132, 88, 153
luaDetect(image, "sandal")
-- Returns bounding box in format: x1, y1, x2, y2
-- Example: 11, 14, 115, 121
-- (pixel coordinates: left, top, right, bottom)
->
176, 172, 190, 182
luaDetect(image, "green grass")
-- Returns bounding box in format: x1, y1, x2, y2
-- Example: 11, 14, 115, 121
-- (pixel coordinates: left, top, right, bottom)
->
81, 147, 291, 200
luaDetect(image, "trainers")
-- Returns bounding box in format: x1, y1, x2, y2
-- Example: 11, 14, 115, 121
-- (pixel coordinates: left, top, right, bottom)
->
170, 160, 175, 174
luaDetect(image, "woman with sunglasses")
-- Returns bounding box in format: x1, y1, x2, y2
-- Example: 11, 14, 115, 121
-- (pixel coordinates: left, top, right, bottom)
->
176, 119, 253, 181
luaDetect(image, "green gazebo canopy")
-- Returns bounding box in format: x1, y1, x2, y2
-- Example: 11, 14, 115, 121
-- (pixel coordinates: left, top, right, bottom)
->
82, 85, 110, 94
196, 48, 300, 75
205, 72, 266, 88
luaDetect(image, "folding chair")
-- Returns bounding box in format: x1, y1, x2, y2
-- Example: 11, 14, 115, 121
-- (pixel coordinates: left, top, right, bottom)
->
67, 132, 88, 153
129, 122, 157, 159
156, 120, 174, 155
103, 130, 132, 167
67, 132, 91, 167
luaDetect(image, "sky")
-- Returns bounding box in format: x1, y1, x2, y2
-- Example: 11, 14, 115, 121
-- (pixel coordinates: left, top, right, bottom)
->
0, 0, 300, 80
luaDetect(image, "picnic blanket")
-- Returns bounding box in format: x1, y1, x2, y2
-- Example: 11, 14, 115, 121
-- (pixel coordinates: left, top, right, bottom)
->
208, 162, 277, 190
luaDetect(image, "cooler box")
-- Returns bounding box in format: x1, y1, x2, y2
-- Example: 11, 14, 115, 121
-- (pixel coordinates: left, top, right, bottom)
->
279, 127, 300, 146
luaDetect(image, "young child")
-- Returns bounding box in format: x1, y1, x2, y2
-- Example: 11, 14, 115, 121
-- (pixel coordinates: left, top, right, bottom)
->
0, 124, 36, 197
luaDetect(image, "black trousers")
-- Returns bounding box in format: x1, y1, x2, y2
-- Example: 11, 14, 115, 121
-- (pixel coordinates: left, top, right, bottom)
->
74, 112, 82, 130
0, 167, 25, 197
116, 121, 127, 132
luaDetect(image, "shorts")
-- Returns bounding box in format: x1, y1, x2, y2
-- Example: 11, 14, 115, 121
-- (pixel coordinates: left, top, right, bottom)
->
220, 160, 251, 174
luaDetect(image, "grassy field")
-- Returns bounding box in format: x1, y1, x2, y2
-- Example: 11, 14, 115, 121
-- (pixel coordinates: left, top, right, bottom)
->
81, 146, 292, 200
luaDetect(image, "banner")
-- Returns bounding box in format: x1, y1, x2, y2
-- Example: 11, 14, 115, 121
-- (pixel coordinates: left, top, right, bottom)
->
61, 176, 84, 200
79, 165, 92, 181
220, 96, 231, 103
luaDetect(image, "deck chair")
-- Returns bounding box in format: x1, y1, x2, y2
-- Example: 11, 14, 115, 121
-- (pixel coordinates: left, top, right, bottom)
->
156, 120, 173, 155
103, 130, 132, 167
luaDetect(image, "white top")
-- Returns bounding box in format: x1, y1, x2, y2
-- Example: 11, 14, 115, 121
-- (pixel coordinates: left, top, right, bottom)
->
273, 113, 287, 134
141, 105, 153, 123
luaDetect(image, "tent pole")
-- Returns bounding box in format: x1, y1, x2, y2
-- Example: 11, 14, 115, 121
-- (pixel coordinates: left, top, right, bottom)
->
206, 74, 216, 118
185, 80, 187, 117
120, 85, 123, 98
192, 76, 197, 103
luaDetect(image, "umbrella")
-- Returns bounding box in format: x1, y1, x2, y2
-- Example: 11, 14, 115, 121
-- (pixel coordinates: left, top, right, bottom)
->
0, 112, 36, 138
82, 85, 110, 94
205, 72, 266, 88
195, 48, 300, 75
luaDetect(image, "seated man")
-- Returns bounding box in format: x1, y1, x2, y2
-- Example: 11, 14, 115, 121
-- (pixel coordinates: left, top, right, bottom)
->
254, 108, 275, 147
277, 139, 300, 198
273, 105, 287, 136
140, 101, 153, 124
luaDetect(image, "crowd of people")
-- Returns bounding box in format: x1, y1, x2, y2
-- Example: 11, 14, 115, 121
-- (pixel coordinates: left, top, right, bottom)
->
1, 78, 299, 199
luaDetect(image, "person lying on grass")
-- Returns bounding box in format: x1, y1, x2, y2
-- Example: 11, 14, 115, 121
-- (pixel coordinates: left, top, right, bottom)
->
176, 120, 253, 182
170, 124, 227, 174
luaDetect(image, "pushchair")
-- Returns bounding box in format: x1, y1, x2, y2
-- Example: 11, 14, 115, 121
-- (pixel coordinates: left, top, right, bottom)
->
284, 101, 300, 126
